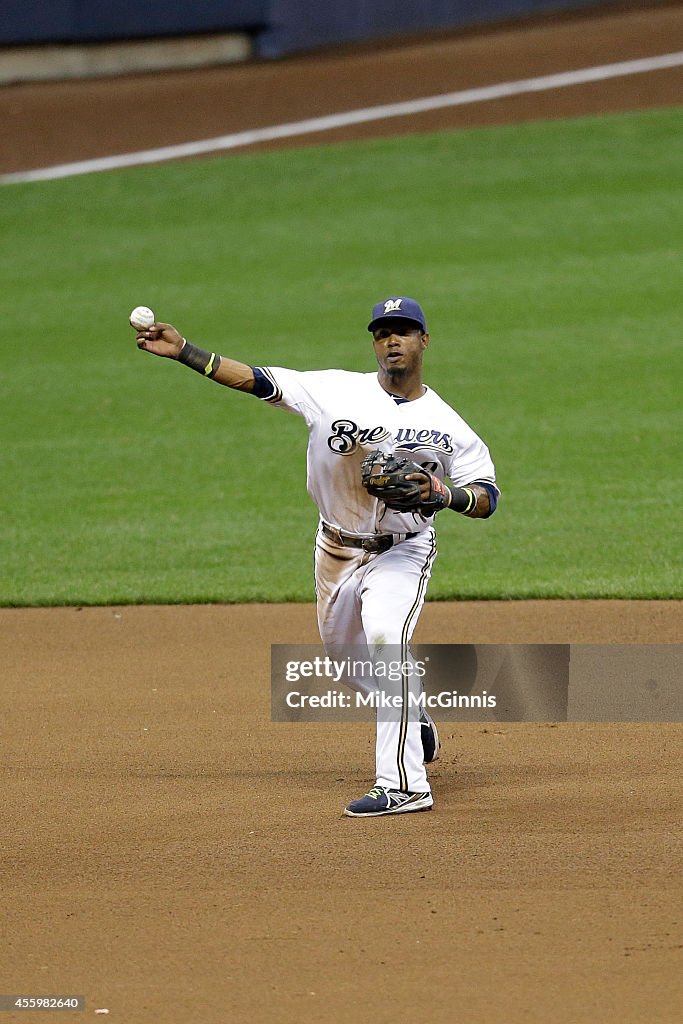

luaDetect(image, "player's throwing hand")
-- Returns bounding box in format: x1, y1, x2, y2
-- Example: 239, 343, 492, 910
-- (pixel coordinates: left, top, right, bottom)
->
135, 322, 185, 360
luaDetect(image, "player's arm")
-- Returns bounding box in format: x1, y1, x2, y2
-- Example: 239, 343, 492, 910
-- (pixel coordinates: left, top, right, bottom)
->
135, 323, 255, 392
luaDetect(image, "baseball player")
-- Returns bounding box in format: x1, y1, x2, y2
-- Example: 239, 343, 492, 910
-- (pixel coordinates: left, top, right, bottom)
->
134, 297, 499, 817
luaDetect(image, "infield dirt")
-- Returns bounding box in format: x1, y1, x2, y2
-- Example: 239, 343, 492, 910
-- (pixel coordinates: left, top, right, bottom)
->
2, 5, 682, 1022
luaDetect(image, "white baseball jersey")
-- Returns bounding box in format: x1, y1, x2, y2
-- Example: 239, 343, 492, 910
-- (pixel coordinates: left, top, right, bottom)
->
254, 367, 498, 533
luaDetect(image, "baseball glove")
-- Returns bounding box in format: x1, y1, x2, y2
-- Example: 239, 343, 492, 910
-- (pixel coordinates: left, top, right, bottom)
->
360, 450, 450, 516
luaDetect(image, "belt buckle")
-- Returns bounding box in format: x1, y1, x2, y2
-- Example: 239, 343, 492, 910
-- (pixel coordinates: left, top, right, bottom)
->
363, 536, 392, 553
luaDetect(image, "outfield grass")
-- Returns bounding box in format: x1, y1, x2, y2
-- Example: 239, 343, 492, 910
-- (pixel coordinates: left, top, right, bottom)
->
1, 107, 681, 604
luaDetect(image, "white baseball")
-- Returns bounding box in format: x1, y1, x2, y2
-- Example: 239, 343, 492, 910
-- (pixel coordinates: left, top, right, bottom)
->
129, 305, 155, 330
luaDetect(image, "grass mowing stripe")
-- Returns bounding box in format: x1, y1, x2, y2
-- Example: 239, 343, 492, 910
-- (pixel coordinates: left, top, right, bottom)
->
1, 107, 681, 603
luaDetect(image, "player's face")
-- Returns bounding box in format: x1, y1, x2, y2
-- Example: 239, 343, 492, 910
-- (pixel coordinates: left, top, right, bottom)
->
372, 319, 429, 376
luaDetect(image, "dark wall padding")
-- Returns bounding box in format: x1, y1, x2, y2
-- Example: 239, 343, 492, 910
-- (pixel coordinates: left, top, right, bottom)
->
1, 0, 623, 54
256, 1, 623, 57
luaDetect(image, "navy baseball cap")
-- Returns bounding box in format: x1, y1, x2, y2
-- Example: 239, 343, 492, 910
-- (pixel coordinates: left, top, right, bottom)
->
368, 297, 427, 334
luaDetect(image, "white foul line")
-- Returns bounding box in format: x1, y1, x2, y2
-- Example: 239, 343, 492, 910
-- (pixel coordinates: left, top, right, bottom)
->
2, 51, 682, 184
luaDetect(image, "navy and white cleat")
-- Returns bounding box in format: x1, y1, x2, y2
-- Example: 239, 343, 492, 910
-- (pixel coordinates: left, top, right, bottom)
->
343, 786, 433, 817
420, 709, 440, 763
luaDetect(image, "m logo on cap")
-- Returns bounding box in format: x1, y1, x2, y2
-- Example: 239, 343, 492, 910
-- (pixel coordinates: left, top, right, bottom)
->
384, 299, 403, 314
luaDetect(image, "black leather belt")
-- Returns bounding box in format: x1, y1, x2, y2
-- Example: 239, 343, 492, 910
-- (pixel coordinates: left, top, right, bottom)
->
321, 522, 417, 553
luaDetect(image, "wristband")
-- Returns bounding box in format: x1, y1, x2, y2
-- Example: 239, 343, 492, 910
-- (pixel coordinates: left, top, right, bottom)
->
449, 486, 477, 515
178, 339, 221, 379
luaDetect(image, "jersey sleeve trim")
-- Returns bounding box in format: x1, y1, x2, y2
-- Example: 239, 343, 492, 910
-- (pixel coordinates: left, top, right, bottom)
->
251, 366, 283, 403
471, 479, 500, 517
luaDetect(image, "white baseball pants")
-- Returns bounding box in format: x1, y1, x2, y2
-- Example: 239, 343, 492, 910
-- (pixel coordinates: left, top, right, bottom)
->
314, 524, 437, 793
